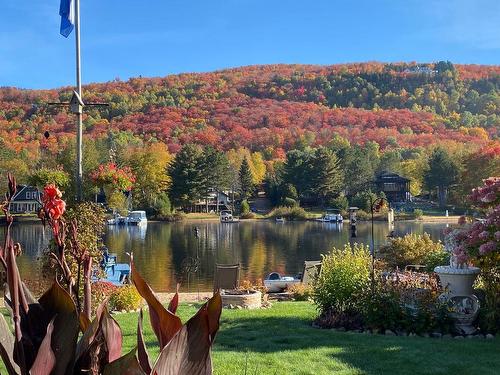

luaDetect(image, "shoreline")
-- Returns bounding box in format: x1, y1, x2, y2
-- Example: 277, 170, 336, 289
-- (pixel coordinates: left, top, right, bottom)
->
3, 216, 460, 225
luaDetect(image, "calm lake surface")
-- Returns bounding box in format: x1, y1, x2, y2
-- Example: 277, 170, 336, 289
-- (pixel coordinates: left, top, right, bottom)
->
7, 220, 450, 292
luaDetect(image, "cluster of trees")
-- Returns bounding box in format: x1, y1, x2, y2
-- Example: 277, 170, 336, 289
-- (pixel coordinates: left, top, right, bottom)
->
265, 141, 500, 210
2, 132, 498, 214
0, 62, 498, 210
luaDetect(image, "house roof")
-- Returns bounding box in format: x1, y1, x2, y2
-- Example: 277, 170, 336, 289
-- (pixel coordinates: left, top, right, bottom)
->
375, 172, 410, 183
11, 185, 40, 201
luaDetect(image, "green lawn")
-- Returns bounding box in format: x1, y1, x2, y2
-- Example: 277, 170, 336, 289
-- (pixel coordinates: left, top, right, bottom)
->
2, 302, 499, 374
115, 302, 499, 375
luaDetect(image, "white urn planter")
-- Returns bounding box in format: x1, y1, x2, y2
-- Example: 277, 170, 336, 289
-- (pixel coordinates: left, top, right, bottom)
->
434, 266, 481, 335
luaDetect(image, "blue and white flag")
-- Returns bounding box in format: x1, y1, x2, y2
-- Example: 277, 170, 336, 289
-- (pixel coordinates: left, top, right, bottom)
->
59, 0, 75, 37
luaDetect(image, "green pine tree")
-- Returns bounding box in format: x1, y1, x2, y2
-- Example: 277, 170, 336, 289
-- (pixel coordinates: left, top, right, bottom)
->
239, 158, 254, 199
168, 144, 205, 209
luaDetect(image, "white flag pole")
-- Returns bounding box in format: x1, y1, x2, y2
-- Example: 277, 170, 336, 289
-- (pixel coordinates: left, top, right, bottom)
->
75, 0, 83, 201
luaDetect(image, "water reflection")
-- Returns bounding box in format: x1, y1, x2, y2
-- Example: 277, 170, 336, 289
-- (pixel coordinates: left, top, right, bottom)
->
9, 220, 448, 292
0, 223, 52, 279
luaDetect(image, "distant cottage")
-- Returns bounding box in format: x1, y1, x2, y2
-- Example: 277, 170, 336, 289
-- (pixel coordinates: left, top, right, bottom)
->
375, 172, 411, 203
9, 185, 42, 214
189, 189, 232, 213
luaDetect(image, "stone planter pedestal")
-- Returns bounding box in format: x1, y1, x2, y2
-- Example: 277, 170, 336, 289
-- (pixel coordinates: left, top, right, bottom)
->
434, 266, 481, 335
221, 290, 262, 309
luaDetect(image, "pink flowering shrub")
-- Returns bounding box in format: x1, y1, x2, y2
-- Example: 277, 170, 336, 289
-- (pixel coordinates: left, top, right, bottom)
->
452, 177, 500, 266
452, 177, 500, 332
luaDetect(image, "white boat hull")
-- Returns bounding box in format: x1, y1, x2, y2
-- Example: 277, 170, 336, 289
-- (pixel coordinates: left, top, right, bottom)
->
264, 279, 301, 293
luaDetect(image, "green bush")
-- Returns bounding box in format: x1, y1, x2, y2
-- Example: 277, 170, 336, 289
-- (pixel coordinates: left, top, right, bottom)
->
351, 191, 378, 211
329, 194, 349, 211
110, 285, 143, 311
378, 233, 446, 269
268, 206, 307, 220
241, 199, 250, 214
282, 197, 298, 207
151, 192, 172, 218
362, 274, 454, 334
312, 243, 371, 313
413, 208, 424, 219
362, 281, 403, 331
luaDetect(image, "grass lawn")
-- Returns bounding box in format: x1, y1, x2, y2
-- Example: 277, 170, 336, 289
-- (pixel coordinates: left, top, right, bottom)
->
2, 302, 499, 374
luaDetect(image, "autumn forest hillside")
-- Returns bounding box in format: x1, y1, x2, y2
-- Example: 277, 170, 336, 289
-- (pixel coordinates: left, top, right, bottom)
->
1, 61, 499, 156
0, 61, 499, 209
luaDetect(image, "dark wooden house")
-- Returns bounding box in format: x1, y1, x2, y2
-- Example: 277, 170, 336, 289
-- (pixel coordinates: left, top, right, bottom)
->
9, 185, 42, 214
375, 172, 411, 203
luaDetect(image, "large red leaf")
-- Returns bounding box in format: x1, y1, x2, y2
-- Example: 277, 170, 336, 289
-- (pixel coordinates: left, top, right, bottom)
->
29, 319, 55, 375
151, 293, 222, 375
167, 284, 180, 314
103, 348, 146, 375
136, 309, 151, 374
100, 306, 123, 363
131, 261, 182, 349
0, 312, 20, 375
38, 281, 79, 375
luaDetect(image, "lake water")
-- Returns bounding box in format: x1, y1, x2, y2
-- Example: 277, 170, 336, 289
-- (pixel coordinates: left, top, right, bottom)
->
6, 220, 450, 292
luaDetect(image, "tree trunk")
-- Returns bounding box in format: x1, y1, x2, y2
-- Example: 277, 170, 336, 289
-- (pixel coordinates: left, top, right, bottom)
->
438, 186, 448, 208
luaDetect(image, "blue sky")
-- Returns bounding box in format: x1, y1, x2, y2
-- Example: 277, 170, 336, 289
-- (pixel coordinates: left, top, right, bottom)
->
1, 0, 499, 89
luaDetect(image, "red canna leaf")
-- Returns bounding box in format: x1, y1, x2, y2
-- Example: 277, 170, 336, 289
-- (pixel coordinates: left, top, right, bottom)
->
100, 305, 123, 363
38, 281, 79, 375
102, 347, 146, 375
150, 292, 222, 375
136, 309, 151, 374
29, 319, 56, 375
168, 283, 180, 314
131, 260, 182, 349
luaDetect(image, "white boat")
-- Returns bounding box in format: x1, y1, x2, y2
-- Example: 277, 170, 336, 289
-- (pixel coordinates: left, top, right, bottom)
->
220, 210, 239, 223
264, 272, 301, 293
107, 213, 126, 225
127, 210, 148, 225
275, 216, 285, 223
317, 209, 343, 223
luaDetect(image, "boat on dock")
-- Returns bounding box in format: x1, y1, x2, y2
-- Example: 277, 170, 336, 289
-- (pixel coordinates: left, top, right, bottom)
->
316, 209, 343, 223
127, 210, 147, 225
107, 210, 147, 225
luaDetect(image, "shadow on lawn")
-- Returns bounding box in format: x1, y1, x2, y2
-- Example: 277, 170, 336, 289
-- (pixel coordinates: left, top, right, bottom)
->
208, 315, 500, 375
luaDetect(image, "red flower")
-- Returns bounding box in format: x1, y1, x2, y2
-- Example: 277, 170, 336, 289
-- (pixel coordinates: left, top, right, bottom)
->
43, 184, 66, 220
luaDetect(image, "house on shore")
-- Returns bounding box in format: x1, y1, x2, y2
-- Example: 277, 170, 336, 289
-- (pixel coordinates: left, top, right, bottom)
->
374, 172, 411, 203
9, 185, 42, 214
188, 190, 233, 213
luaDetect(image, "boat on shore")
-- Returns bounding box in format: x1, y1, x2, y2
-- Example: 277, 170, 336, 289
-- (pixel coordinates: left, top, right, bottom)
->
220, 210, 240, 223
264, 272, 301, 293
